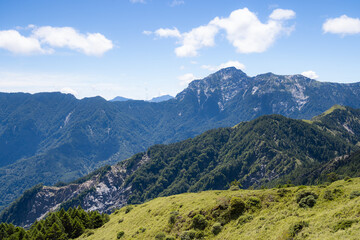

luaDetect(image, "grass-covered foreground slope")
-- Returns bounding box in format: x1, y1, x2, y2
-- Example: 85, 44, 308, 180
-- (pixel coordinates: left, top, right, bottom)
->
78, 178, 360, 240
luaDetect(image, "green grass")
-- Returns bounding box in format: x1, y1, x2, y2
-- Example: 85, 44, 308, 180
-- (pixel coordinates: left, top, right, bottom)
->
78, 178, 360, 240
322, 105, 347, 116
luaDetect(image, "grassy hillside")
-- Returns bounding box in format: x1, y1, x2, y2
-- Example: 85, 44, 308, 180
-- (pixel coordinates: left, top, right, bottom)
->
78, 178, 360, 240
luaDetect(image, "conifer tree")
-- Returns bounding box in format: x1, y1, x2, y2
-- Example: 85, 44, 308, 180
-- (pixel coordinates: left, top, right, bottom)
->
71, 217, 85, 238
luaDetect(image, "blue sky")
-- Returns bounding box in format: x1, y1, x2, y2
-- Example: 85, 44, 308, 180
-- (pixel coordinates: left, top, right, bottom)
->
0, 0, 359, 100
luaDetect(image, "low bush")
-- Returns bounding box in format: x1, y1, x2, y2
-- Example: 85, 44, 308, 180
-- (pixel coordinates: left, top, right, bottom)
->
192, 214, 207, 230
323, 190, 334, 201
125, 205, 133, 214
180, 230, 196, 240
247, 197, 261, 209
212, 222, 222, 235
289, 221, 309, 237
169, 211, 179, 224
296, 191, 318, 208
230, 197, 246, 219
117, 231, 125, 239
155, 232, 166, 240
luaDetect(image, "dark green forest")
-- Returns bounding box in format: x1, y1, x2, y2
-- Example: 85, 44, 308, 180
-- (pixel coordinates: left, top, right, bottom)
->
0, 206, 108, 240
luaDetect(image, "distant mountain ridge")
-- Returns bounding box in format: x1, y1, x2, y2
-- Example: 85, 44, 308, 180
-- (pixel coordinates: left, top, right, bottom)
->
1, 67, 360, 211
2, 105, 360, 227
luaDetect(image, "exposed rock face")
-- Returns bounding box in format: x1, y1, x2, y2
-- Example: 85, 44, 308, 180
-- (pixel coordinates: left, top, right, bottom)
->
12, 154, 150, 227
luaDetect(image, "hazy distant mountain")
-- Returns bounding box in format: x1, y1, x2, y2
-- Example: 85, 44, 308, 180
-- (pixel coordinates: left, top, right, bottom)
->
1, 67, 360, 211
148, 95, 174, 102
3, 105, 360, 226
109, 96, 132, 102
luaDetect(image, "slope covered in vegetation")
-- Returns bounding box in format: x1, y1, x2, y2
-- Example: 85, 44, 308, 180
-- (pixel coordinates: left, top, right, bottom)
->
78, 178, 360, 240
2, 106, 360, 227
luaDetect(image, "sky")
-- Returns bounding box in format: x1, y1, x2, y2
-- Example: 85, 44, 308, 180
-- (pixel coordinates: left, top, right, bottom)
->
0, 0, 359, 100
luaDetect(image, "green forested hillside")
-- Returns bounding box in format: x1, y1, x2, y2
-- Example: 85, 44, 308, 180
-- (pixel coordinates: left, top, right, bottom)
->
2, 105, 360, 227
78, 178, 360, 240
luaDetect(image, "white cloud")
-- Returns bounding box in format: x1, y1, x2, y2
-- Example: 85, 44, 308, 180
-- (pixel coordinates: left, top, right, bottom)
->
33, 26, 113, 56
151, 8, 295, 57
0, 30, 47, 54
178, 73, 196, 86
301, 70, 319, 79
170, 0, 184, 7
211, 8, 295, 54
202, 60, 246, 71
154, 28, 181, 38
175, 24, 219, 57
0, 26, 113, 56
323, 15, 360, 35
269, 9, 296, 20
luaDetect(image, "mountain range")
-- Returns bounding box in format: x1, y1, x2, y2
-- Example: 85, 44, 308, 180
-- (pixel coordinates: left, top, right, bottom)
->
2, 105, 360, 227
1, 67, 360, 213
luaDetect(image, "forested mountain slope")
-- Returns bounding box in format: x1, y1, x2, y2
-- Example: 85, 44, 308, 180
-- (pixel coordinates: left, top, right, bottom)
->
2, 105, 360, 227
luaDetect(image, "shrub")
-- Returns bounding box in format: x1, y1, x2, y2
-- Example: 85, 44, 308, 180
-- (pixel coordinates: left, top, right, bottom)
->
192, 214, 207, 230
289, 221, 309, 237
230, 197, 246, 219
155, 232, 166, 240
212, 222, 222, 235
166, 237, 175, 240
323, 190, 334, 201
350, 191, 360, 199
180, 230, 196, 240
299, 195, 317, 208
246, 197, 261, 209
125, 206, 133, 214
117, 231, 125, 239
169, 211, 179, 224
118, 218, 124, 223
296, 191, 318, 208
277, 189, 291, 197
334, 220, 357, 231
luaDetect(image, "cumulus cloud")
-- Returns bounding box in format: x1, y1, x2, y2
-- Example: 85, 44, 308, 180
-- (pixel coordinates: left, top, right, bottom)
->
202, 60, 245, 71
154, 28, 181, 38
175, 24, 219, 57
301, 70, 319, 79
150, 8, 295, 57
212, 8, 295, 54
0, 26, 113, 56
178, 73, 196, 86
269, 9, 296, 20
33, 26, 113, 56
323, 15, 360, 35
0, 30, 48, 54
